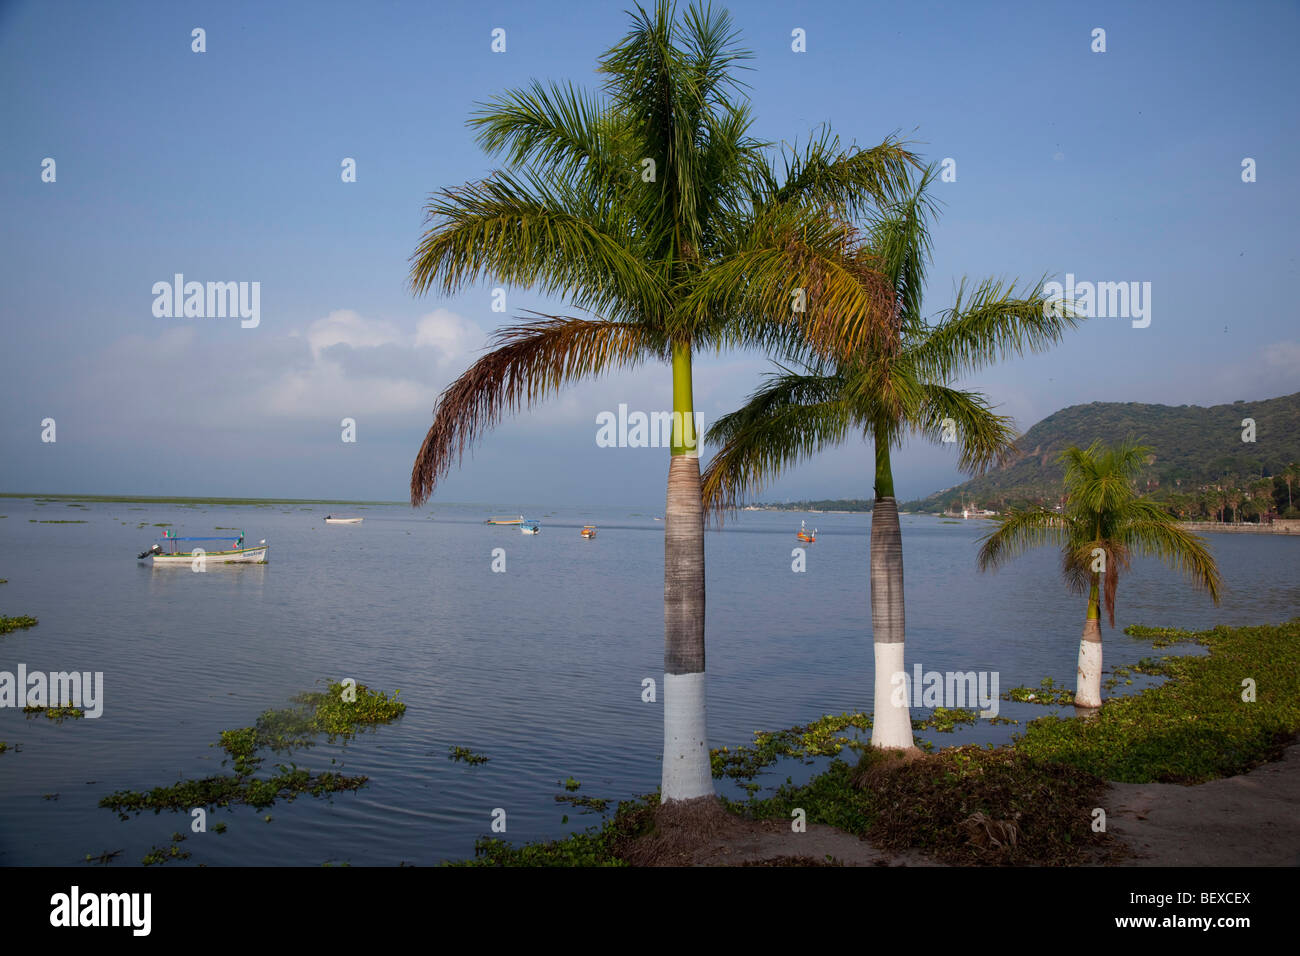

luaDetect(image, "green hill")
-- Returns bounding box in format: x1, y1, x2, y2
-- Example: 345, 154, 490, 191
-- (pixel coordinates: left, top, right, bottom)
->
904, 392, 1300, 514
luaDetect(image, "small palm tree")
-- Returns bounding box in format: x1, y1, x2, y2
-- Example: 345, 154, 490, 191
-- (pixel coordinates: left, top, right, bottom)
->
702, 171, 1078, 747
977, 439, 1222, 708
407, 1, 915, 801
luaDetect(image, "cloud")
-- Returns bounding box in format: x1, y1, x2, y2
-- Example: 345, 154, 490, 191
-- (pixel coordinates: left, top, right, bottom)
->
68, 309, 486, 429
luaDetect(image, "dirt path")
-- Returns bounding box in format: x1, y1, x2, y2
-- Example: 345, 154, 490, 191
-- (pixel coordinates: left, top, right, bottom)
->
1104, 743, 1300, 866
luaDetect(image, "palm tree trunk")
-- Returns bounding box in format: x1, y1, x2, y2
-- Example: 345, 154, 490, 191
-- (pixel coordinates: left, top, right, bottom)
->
1075, 578, 1103, 708
662, 341, 714, 801
869, 433, 915, 749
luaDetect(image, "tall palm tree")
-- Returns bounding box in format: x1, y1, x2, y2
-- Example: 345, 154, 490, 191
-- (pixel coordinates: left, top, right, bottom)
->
701, 171, 1078, 748
1251, 477, 1275, 522
406, 1, 917, 801
977, 440, 1222, 708
1282, 462, 1297, 515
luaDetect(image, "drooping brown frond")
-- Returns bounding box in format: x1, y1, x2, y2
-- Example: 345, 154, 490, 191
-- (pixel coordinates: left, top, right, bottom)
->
410, 315, 663, 505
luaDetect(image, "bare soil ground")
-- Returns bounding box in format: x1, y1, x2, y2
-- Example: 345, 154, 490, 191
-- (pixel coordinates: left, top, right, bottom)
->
1103, 743, 1300, 866
627, 744, 1300, 866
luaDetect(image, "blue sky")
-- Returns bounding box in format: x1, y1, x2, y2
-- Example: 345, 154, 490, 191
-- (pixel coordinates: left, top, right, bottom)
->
2, 0, 1297, 505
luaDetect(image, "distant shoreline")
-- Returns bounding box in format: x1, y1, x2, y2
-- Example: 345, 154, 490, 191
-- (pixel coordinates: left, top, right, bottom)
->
0, 492, 402, 506
1177, 520, 1300, 536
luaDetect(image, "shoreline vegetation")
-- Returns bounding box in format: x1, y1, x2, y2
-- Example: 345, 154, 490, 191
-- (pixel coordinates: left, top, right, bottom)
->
455, 618, 1299, 866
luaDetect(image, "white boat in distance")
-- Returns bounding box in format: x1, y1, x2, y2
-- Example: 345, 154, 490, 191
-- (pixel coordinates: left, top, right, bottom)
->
520, 519, 541, 535
324, 515, 363, 524
137, 532, 268, 565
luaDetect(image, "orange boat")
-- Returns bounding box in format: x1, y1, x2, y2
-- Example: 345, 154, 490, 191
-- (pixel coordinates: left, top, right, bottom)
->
580, 525, 597, 538
797, 520, 817, 543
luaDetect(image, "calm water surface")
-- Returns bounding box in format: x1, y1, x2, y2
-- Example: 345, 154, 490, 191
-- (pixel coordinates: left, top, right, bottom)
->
1, 498, 1296, 865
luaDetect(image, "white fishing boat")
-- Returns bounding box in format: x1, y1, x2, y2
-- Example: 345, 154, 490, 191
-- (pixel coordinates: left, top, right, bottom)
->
137, 531, 268, 565
520, 519, 541, 535
324, 515, 363, 524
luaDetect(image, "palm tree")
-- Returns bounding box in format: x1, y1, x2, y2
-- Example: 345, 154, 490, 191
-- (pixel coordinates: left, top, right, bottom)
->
977, 440, 1222, 709
1282, 462, 1297, 515
701, 171, 1079, 748
1251, 477, 1275, 522
406, 1, 916, 801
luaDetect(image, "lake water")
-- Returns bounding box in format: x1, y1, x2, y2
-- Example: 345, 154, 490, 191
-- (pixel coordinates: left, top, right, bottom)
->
1, 497, 1296, 865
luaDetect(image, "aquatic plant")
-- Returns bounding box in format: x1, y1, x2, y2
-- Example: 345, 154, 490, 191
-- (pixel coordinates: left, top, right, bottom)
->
1001, 677, 1075, 706
448, 746, 489, 765
0, 615, 38, 634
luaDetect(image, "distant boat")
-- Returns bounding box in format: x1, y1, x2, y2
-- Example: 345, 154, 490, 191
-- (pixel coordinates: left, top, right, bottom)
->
324, 515, 363, 524
486, 515, 525, 525
653, 516, 664, 521
520, 519, 541, 535
137, 531, 268, 565
797, 520, 817, 543
580, 525, 597, 538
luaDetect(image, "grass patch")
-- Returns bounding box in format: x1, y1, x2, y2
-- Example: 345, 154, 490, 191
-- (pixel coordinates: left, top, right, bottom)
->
1015, 619, 1300, 783
29, 520, 87, 524
0, 615, 37, 634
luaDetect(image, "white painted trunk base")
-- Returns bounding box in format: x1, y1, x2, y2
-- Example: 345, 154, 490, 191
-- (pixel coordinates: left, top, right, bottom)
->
662, 671, 714, 801
1076, 636, 1103, 709
871, 641, 914, 749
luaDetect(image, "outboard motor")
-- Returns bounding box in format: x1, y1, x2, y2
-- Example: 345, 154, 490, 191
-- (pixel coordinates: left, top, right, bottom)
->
137, 544, 162, 560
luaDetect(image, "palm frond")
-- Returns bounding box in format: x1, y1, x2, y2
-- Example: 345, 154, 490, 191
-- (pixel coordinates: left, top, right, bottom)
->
976, 509, 1075, 572
411, 316, 662, 505
408, 171, 667, 322
701, 369, 854, 518
905, 277, 1082, 380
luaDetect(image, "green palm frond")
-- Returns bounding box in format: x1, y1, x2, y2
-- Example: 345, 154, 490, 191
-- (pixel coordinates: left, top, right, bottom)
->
906, 277, 1081, 380
976, 509, 1075, 572
701, 368, 853, 516
910, 381, 1018, 475
1117, 502, 1223, 604
408, 171, 667, 322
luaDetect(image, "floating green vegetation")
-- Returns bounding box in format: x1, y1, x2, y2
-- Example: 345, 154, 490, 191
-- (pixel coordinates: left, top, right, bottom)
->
912, 707, 979, 732
24, 706, 84, 722
449, 746, 489, 765
82, 849, 123, 865
30, 519, 88, 524
0, 579, 7, 584
1002, 677, 1076, 706
709, 711, 871, 781
0, 615, 38, 634
151, 522, 171, 527
100, 680, 405, 818
560, 776, 581, 791
555, 793, 609, 814
452, 796, 657, 867
213, 822, 227, 834
1123, 623, 1211, 649
0, 741, 10, 754
1016, 620, 1300, 784
142, 839, 191, 866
